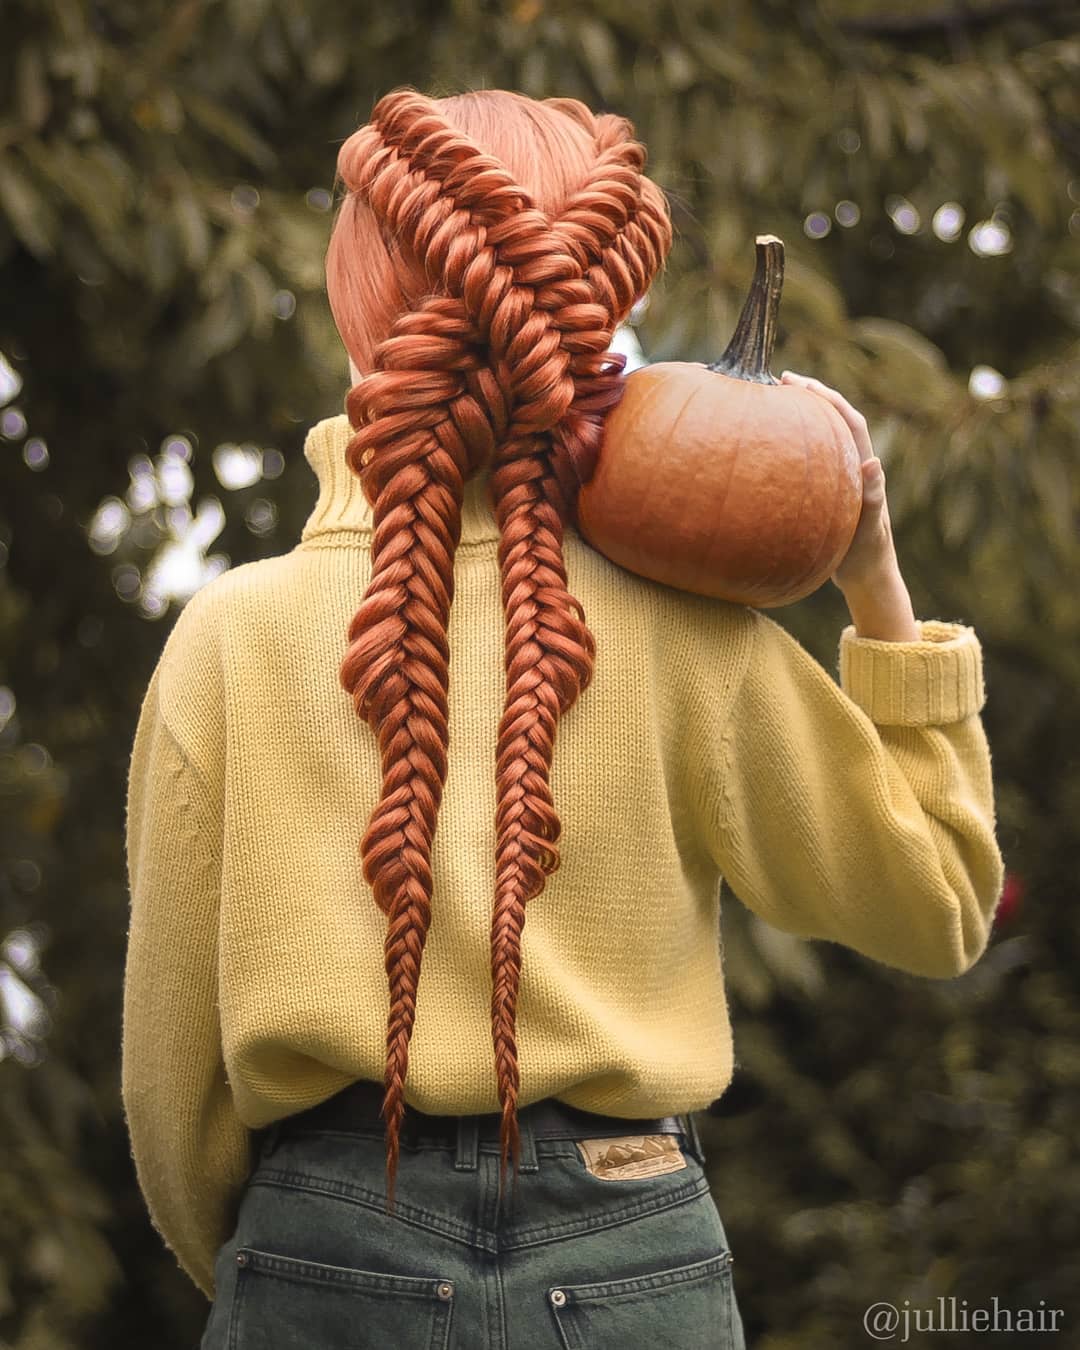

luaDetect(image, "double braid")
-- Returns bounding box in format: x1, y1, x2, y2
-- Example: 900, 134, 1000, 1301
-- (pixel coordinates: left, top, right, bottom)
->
336, 89, 672, 1211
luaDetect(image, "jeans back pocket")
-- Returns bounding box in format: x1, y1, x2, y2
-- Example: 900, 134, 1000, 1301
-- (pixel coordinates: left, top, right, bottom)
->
548, 1249, 738, 1350
229, 1246, 455, 1350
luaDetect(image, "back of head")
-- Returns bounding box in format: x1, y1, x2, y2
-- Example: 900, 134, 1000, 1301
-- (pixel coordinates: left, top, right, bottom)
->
327, 88, 670, 375
322, 84, 672, 1214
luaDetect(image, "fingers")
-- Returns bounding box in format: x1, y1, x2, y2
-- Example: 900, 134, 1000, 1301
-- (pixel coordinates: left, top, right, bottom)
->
779, 370, 873, 464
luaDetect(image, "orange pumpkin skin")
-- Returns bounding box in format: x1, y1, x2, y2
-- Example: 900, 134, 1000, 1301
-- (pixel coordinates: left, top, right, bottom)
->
577, 361, 863, 608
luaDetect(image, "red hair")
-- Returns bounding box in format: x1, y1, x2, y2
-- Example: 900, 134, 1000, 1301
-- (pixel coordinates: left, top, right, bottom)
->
324, 85, 672, 1212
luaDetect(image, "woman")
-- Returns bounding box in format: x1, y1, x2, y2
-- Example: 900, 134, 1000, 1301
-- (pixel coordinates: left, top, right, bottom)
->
121, 86, 1005, 1349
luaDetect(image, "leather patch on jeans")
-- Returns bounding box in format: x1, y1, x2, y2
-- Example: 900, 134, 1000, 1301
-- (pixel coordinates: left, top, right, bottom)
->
575, 1133, 688, 1180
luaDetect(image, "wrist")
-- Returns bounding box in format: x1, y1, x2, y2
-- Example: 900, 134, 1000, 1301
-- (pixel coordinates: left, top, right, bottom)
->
839, 565, 920, 642
837, 540, 901, 594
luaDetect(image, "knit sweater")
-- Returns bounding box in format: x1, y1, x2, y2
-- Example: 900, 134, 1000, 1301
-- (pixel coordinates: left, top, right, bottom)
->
121, 410, 1005, 1300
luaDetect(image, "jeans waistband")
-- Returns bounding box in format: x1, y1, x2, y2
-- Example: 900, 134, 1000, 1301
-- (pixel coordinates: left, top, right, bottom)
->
266, 1079, 707, 1171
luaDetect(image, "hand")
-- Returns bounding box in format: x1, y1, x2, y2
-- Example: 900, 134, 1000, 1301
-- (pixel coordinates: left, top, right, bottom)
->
779, 370, 898, 593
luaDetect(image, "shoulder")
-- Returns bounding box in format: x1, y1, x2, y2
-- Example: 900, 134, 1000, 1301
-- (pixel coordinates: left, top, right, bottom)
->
155, 554, 294, 720
564, 531, 754, 643
161, 554, 295, 648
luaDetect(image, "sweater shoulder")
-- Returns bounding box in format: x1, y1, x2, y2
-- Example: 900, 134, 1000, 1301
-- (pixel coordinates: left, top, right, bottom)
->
563, 532, 755, 648
163, 554, 296, 647
152, 557, 289, 771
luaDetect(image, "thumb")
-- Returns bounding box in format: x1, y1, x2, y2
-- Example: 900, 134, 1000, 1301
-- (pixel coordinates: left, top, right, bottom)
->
861, 458, 885, 501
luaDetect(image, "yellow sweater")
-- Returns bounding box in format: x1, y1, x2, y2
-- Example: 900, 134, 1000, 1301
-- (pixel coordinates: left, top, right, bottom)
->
121, 411, 1005, 1299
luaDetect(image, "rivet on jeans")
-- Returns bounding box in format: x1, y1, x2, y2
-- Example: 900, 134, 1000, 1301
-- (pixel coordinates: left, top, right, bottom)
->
236, 1252, 248, 1267
437, 1281, 454, 1300
550, 1289, 567, 1307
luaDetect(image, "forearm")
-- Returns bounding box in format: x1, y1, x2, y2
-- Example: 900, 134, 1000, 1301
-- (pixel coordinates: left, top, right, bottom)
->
838, 563, 921, 642
706, 609, 1002, 979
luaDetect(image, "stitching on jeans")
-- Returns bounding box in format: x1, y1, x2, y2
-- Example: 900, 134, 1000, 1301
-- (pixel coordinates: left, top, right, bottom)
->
248, 1169, 479, 1247
503, 1175, 714, 1248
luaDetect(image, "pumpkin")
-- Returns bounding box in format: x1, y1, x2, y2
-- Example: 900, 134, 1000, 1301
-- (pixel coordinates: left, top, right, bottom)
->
576, 235, 863, 608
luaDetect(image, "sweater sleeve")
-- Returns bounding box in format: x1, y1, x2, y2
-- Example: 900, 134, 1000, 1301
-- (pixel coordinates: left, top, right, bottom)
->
687, 610, 1006, 978
121, 659, 252, 1301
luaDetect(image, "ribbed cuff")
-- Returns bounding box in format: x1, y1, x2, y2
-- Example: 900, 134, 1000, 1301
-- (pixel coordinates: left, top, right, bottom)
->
838, 619, 985, 725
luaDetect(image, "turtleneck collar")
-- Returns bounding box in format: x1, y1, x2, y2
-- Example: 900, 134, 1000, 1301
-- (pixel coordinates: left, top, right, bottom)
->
298, 411, 502, 546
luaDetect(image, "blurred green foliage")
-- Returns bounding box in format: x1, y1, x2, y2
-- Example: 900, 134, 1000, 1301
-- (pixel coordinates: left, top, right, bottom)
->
0, 0, 1077, 1345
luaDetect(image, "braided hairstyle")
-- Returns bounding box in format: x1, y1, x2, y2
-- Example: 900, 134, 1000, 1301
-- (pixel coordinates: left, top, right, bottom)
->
324, 86, 672, 1213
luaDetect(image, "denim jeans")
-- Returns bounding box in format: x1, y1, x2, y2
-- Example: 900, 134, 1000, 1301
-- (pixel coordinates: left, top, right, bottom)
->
200, 1085, 747, 1349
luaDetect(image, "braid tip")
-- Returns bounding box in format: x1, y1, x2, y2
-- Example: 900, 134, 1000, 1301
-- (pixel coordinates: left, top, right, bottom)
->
495, 1096, 523, 1213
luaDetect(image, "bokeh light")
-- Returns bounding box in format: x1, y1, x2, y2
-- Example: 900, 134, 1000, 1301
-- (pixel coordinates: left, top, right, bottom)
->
969, 365, 1008, 400
1, 406, 27, 439
212, 441, 263, 490
610, 322, 647, 372
0, 350, 23, 405
804, 212, 832, 239
22, 438, 49, 471
932, 202, 966, 241
969, 217, 1013, 256
886, 195, 921, 235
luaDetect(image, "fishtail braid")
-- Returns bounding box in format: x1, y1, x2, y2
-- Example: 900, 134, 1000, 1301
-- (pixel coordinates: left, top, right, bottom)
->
339, 296, 508, 1211
332, 87, 672, 1213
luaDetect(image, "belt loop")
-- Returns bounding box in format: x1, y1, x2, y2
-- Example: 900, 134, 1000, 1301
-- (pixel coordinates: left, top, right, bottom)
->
455, 1114, 479, 1172
517, 1104, 539, 1174
682, 1110, 707, 1167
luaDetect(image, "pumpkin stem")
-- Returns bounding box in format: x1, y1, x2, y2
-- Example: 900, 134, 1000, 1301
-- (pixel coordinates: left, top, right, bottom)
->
707, 234, 783, 386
